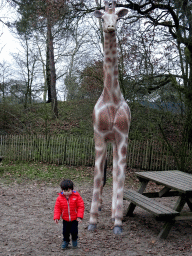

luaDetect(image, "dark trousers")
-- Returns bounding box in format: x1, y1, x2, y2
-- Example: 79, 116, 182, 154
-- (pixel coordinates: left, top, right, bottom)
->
63, 220, 78, 242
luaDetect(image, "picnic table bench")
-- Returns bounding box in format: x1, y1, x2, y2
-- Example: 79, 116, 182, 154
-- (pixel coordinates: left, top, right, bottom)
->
124, 170, 192, 239
124, 189, 179, 220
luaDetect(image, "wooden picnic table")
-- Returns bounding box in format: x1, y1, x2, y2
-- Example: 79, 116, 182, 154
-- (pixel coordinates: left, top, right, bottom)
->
124, 170, 192, 239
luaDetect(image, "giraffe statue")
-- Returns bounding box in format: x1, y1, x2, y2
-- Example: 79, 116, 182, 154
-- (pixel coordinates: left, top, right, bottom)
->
88, 0, 131, 234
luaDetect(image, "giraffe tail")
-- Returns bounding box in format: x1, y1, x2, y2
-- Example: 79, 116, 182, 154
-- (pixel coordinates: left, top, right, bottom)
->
103, 159, 107, 187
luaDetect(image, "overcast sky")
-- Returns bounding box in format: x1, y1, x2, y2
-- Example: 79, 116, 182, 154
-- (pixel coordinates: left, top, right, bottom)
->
0, 1, 20, 63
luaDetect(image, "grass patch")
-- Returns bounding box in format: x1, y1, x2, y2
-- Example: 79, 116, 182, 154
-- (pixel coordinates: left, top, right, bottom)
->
0, 162, 139, 188
0, 162, 93, 185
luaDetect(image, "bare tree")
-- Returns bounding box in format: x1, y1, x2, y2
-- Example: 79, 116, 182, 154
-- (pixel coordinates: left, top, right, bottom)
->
12, 33, 39, 107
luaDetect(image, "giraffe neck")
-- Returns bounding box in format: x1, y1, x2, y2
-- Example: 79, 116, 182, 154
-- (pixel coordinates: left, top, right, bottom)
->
103, 31, 122, 105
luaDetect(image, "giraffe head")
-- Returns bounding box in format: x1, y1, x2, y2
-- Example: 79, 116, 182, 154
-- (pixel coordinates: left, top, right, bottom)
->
94, 1, 128, 33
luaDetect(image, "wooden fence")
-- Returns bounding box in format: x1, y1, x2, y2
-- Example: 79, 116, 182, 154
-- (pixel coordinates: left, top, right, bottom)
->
0, 134, 186, 170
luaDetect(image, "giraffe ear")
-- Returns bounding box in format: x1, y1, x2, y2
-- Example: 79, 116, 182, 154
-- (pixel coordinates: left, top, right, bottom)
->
94, 10, 104, 19
117, 9, 128, 19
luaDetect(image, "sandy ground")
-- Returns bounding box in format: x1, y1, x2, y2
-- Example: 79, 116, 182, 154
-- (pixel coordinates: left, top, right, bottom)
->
0, 181, 192, 256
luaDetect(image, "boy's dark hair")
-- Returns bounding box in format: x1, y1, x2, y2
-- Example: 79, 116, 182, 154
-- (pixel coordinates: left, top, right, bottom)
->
60, 179, 74, 191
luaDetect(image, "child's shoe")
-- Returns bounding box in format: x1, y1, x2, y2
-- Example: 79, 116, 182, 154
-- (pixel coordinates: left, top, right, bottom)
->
61, 241, 69, 249
72, 240, 78, 248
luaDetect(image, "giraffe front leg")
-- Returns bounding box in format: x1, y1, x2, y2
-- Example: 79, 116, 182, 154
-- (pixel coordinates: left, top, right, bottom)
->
113, 139, 127, 234
112, 144, 124, 234
113, 173, 125, 234
88, 168, 100, 231
88, 144, 106, 231
112, 143, 118, 221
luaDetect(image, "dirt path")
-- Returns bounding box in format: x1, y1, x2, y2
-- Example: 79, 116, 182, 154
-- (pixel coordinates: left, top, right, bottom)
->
0, 182, 192, 256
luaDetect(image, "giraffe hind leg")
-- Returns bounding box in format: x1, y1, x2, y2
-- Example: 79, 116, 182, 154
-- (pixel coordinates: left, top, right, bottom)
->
88, 158, 107, 230
88, 143, 107, 229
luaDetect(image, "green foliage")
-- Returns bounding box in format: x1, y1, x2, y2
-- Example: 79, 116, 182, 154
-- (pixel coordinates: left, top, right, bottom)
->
0, 98, 169, 140
129, 102, 162, 141
79, 61, 103, 100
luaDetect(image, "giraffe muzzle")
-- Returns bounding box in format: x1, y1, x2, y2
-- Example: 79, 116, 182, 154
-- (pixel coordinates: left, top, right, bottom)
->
107, 25, 115, 32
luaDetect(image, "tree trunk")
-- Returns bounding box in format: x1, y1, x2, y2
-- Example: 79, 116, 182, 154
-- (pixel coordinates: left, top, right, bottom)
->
185, 60, 192, 144
24, 37, 30, 109
47, 17, 58, 118
46, 42, 51, 103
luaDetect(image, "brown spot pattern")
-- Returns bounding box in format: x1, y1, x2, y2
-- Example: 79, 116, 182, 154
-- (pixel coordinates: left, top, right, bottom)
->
115, 110, 129, 132
103, 88, 110, 102
118, 180, 124, 188
109, 105, 116, 120
112, 93, 120, 105
105, 133, 115, 141
114, 70, 118, 76
106, 74, 112, 89
98, 109, 110, 131
116, 168, 121, 177
93, 192, 99, 202
105, 34, 109, 40
105, 42, 109, 48
121, 146, 127, 156
95, 178, 101, 188
112, 58, 116, 66
106, 57, 112, 63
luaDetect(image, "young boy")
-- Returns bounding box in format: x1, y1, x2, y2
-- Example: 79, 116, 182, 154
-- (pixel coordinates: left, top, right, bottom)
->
54, 179, 84, 249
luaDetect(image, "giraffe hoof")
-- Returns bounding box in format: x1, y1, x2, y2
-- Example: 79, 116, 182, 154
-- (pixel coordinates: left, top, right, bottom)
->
88, 224, 97, 231
113, 226, 122, 234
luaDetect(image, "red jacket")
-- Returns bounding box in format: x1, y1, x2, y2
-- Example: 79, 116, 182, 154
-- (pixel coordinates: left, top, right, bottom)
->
54, 191, 84, 222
